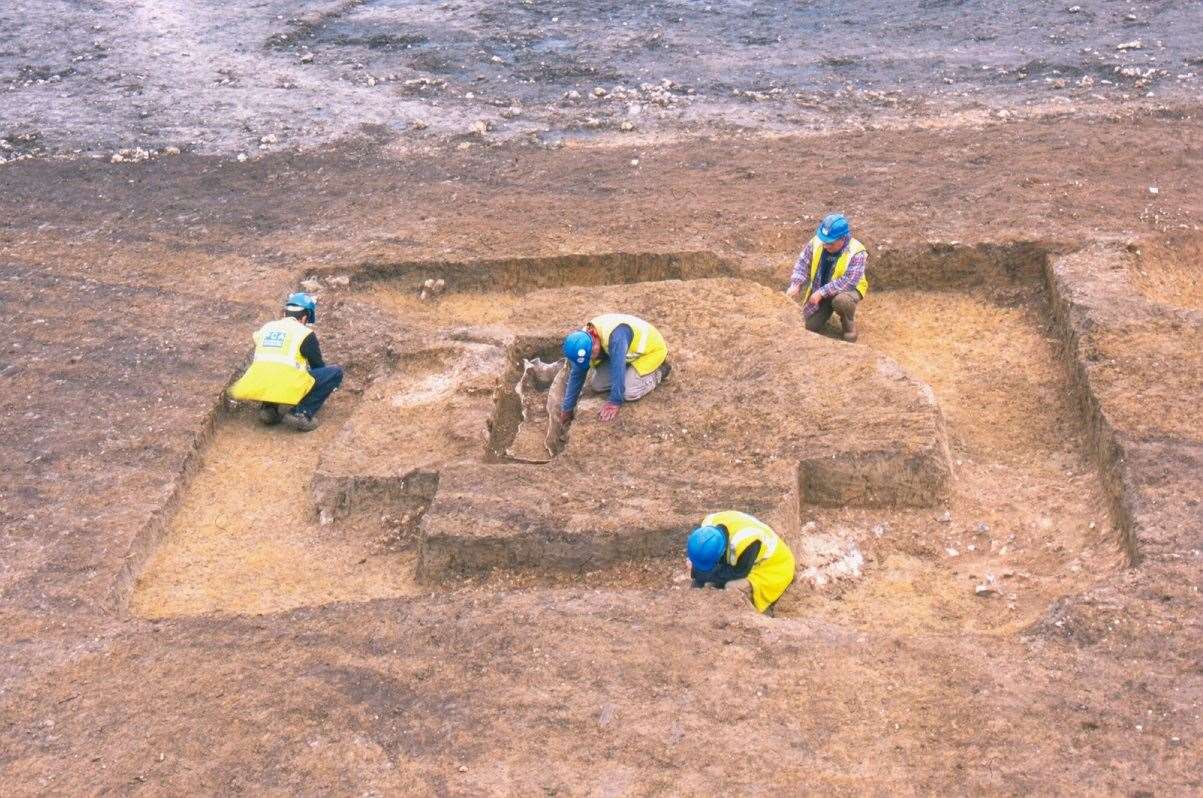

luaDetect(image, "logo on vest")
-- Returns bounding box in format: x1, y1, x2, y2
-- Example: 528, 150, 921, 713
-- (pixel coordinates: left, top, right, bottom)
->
263, 330, 287, 349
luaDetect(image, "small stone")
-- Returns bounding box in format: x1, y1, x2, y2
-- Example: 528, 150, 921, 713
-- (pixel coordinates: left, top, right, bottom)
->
470, 120, 489, 136
1148, 186, 1159, 195
946, 547, 960, 557
300, 278, 321, 292
434, 278, 446, 291
367, 76, 377, 87
975, 522, 990, 534
630, 158, 639, 166
412, 119, 428, 130
458, 765, 468, 773
110, 153, 124, 163
872, 523, 886, 538
619, 121, 635, 132
593, 86, 607, 97
1067, 4, 1081, 12
163, 145, 181, 155
975, 583, 1000, 597
566, 89, 581, 100
1116, 40, 1143, 51
325, 274, 351, 287
236, 152, 248, 162
259, 134, 278, 145
299, 52, 314, 64
938, 511, 952, 523
423, 278, 435, 290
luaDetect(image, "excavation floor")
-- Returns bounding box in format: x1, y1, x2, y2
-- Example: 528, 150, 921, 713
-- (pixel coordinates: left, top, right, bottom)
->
779, 289, 1121, 632
130, 404, 420, 618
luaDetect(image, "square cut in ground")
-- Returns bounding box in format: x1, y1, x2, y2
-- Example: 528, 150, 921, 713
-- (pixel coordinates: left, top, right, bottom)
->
129, 402, 421, 619
417, 277, 952, 577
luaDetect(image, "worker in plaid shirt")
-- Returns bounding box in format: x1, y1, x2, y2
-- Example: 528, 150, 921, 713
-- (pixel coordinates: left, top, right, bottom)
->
784, 213, 869, 343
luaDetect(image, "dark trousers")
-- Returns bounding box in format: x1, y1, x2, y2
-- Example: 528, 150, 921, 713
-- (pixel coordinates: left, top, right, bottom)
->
804, 290, 860, 333
295, 365, 343, 417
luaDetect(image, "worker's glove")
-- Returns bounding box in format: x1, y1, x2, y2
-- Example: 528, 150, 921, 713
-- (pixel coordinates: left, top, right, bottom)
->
557, 409, 574, 425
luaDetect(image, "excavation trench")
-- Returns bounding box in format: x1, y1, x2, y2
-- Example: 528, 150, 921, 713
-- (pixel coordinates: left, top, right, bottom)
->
124, 244, 1131, 627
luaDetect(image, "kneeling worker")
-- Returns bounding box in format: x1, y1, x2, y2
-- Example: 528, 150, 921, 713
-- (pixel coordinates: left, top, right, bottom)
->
558, 313, 671, 423
784, 212, 868, 342
686, 510, 796, 614
228, 292, 343, 431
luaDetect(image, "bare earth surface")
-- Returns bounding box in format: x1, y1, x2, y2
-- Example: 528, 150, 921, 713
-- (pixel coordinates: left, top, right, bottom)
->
2, 2, 1202, 795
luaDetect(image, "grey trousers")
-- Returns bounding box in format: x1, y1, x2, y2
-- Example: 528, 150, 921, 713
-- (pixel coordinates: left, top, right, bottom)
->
587, 364, 664, 401
543, 361, 664, 455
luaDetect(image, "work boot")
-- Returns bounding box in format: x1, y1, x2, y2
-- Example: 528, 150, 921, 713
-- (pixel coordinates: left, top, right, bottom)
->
257, 403, 282, 426
840, 319, 858, 343
657, 361, 672, 383
283, 411, 319, 432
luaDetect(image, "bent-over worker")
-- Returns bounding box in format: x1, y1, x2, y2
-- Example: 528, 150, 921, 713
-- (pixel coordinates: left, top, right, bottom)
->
686, 510, 796, 615
785, 213, 869, 342
227, 292, 343, 432
557, 313, 671, 424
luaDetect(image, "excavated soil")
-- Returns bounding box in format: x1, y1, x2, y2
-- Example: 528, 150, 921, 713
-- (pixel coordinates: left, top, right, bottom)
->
789, 289, 1122, 633
3, 6, 1202, 789
128, 271, 1120, 635
131, 403, 421, 618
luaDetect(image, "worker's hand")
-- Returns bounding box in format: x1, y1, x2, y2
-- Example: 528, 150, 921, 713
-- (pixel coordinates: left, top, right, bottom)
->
806, 290, 824, 306
557, 409, 574, 425
784, 283, 801, 299
598, 402, 620, 422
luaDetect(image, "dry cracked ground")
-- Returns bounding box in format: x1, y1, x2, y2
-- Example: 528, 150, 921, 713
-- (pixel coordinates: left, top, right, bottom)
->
2, 1, 1202, 795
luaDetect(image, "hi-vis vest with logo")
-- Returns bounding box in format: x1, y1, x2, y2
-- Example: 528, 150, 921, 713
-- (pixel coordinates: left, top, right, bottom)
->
806, 236, 869, 298
588, 313, 668, 377
227, 317, 316, 405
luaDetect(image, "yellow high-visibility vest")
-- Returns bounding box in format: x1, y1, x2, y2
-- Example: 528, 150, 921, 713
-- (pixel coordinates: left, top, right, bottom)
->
227, 317, 316, 405
806, 236, 869, 299
703, 510, 796, 613
588, 313, 668, 376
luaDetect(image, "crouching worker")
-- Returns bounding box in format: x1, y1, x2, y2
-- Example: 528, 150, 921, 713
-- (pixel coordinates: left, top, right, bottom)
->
227, 292, 342, 432
785, 213, 868, 342
686, 510, 796, 615
558, 313, 671, 424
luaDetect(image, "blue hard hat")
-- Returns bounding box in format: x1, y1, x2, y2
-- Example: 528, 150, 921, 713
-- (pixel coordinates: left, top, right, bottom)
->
285, 292, 317, 323
816, 213, 850, 244
563, 330, 593, 369
687, 525, 727, 573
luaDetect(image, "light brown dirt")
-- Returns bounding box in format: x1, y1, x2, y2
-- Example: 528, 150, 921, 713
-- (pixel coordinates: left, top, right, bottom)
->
1132, 234, 1203, 312
131, 405, 420, 618
795, 289, 1124, 632
2, 106, 1201, 795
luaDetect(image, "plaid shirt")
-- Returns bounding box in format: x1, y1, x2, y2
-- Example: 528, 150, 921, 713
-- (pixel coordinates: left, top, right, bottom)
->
789, 241, 869, 318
